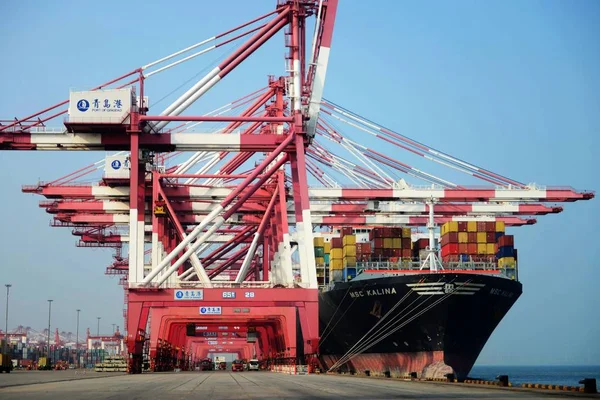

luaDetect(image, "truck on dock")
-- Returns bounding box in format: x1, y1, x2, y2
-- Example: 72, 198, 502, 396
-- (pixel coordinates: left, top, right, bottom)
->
37, 357, 52, 370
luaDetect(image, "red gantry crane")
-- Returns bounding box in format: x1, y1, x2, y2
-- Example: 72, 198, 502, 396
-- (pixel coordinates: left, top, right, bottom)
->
0, 0, 593, 374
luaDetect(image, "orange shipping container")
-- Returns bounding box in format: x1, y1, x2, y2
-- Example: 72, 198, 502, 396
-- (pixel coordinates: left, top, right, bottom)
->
441, 222, 459, 235
330, 248, 343, 260
477, 232, 487, 243
467, 243, 477, 254
344, 257, 357, 267
467, 221, 477, 232
330, 259, 343, 269
477, 243, 487, 255
343, 245, 356, 257
342, 235, 356, 246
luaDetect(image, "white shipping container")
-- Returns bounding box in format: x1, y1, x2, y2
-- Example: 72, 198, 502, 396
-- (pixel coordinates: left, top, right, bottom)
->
68, 88, 133, 123
105, 154, 130, 179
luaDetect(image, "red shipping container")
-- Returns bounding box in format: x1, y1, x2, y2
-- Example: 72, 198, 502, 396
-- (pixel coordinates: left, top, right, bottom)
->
477, 221, 486, 231
331, 237, 343, 248
467, 243, 477, 255
486, 232, 495, 242
355, 243, 363, 254
441, 232, 458, 246
458, 221, 468, 232
458, 243, 468, 254
374, 238, 384, 249
485, 222, 496, 232
415, 238, 430, 250
341, 226, 353, 236
373, 248, 383, 257
391, 228, 402, 237
468, 232, 477, 243
402, 248, 412, 258
383, 227, 392, 237
440, 235, 448, 247
383, 249, 393, 257
373, 228, 383, 238
361, 242, 372, 254
402, 237, 411, 249
441, 243, 459, 257
391, 248, 401, 257
498, 235, 514, 247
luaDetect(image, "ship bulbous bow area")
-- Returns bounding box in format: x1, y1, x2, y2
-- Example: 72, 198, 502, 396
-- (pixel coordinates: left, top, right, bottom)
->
318, 272, 522, 379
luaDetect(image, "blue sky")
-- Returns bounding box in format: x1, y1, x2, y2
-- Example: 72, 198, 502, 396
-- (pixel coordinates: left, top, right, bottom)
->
0, 1, 598, 365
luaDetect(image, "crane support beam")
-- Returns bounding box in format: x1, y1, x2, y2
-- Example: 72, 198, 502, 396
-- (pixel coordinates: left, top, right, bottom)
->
29, 184, 592, 203
0, 132, 293, 152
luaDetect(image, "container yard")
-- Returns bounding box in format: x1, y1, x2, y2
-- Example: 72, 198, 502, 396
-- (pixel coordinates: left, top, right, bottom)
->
0, 0, 597, 398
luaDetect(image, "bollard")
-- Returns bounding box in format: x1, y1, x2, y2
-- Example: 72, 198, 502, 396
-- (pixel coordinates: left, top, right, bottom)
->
364, 370, 370, 377
409, 371, 418, 379
384, 371, 391, 378
446, 373, 455, 382
579, 378, 597, 394
496, 375, 509, 387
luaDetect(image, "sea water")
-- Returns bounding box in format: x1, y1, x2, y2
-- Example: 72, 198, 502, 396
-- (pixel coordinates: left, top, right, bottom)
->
469, 365, 600, 387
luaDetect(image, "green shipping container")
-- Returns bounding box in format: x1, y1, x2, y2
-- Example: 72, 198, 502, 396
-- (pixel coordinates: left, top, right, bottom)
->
314, 247, 325, 257
324, 254, 330, 265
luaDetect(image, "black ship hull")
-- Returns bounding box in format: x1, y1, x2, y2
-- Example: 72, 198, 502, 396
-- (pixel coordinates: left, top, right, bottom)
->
318, 272, 522, 379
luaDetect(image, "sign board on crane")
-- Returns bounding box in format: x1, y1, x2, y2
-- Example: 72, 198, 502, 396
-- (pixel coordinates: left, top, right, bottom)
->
68, 88, 133, 124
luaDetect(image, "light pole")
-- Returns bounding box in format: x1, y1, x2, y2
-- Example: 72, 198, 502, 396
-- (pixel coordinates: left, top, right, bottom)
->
97, 317, 101, 336
47, 300, 53, 360
4, 284, 11, 356
76, 309, 81, 368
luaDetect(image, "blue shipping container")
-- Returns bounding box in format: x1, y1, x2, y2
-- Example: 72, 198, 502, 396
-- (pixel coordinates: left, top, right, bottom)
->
343, 267, 357, 281
495, 232, 505, 241
496, 246, 514, 258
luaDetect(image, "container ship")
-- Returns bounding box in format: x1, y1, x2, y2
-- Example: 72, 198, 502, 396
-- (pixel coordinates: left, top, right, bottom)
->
316, 221, 521, 380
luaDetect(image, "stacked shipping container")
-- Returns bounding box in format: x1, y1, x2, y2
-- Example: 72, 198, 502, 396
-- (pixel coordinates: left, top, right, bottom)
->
438, 221, 517, 268
370, 227, 412, 263
440, 221, 502, 262
314, 237, 327, 286
313, 222, 517, 285
497, 234, 517, 268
